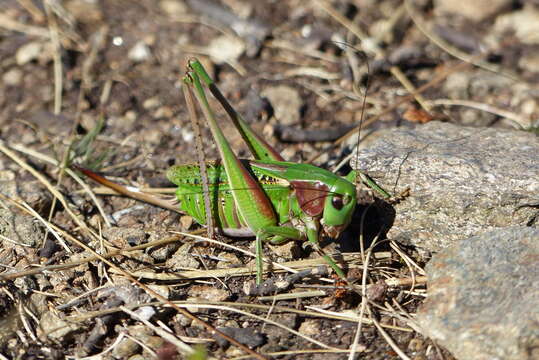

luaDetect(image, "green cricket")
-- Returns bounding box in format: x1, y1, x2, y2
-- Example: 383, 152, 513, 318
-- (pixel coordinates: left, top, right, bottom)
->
78, 59, 391, 285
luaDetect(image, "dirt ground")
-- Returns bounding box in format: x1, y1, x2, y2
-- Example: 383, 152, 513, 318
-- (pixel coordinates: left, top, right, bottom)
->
0, 0, 537, 359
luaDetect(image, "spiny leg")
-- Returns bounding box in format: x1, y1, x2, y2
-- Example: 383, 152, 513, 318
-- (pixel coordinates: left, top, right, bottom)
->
188, 59, 284, 162
304, 218, 347, 279
185, 64, 280, 284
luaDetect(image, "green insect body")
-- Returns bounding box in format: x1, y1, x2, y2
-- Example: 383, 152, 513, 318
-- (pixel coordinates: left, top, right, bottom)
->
167, 160, 357, 242
174, 59, 375, 284
78, 58, 391, 285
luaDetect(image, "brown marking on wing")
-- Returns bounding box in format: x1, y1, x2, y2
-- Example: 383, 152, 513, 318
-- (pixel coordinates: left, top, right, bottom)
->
239, 165, 276, 221
291, 181, 328, 217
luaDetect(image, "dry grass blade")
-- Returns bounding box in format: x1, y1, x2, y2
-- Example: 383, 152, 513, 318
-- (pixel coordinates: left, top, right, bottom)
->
0, 141, 99, 239
0, 199, 264, 358
433, 99, 529, 128
371, 312, 412, 360
0, 231, 184, 281
120, 306, 196, 356
315, 0, 431, 112
174, 303, 341, 351
404, 0, 520, 82
307, 57, 476, 164
5, 142, 111, 227
44, 1, 63, 116
19, 200, 71, 253
0, 13, 49, 37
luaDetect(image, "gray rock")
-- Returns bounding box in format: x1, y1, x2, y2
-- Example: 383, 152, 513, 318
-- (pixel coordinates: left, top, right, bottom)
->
40, 311, 80, 340
0, 208, 44, 248
417, 227, 539, 360
351, 121, 538, 252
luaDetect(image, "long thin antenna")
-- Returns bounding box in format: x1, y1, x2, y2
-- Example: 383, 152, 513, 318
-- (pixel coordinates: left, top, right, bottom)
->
334, 42, 371, 188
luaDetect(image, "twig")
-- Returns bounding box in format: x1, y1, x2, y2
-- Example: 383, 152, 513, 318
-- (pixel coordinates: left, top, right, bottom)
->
0, 13, 49, 37
306, 57, 477, 164
0, 192, 265, 358
315, 0, 432, 112
404, 0, 520, 82
121, 306, 195, 356
17, 0, 45, 22
7, 143, 111, 227
371, 311, 411, 360
44, 1, 63, 115
243, 266, 329, 296
0, 141, 99, 239
20, 200, 71, 253
433, 98, 528, 128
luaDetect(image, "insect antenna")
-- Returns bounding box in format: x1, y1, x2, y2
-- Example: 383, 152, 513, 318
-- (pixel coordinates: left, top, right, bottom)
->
332, 42, 372, 192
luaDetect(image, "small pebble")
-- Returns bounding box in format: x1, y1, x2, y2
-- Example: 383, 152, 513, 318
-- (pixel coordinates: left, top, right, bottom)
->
128, 41, 152, 62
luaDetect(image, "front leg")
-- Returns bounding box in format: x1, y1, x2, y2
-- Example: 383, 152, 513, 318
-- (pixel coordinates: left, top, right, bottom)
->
256, 223, 346, 282
255, 226, 304, 284
304, 218, 347, 279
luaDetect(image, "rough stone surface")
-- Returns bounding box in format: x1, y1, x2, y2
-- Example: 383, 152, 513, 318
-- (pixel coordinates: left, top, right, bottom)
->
351, 121, 539, 252
0, 208, 44, 248
417, 227, 539, 360
39, 311, 80, 340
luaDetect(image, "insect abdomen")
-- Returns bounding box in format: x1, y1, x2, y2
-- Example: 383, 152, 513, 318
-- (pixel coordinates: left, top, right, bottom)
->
168, 162, 291, 231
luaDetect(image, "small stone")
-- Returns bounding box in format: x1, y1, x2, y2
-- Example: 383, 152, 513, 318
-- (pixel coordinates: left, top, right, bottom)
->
112, 337, 141, 359
16, 42, 43, 65
188, 285, 230, 302
128, 41, 152, 62
205, 35, 245, 65
166, 243, 200, 270
493, 7, 539, 45
144, 336, 165, 352
443, 72, 470, 99
215, 327, 266, 348
179, 215, 193, 230
128, 355, 145, 360
65, 0, 103, 23
159, 0, 187, 17
103, 227, 146, 248
146, 285, 169, 300
518, 51, 539, 74
153, 106, 173, 119
143, 97, 160, 110
39, 311, 80, 340
298, 319, 320, 336
0, 208, 45, 248
261, 85, 302, 126
267, 241, 300, 261
215, 252, 242, 269
3, 68, 23, 86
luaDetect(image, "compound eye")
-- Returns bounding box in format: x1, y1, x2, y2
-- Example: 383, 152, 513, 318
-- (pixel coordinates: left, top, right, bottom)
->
332, 196, 344, 210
